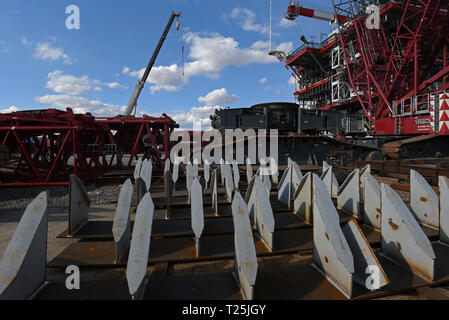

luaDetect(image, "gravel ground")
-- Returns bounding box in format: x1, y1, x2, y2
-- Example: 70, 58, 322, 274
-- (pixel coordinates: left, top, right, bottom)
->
0, 184, 122, 209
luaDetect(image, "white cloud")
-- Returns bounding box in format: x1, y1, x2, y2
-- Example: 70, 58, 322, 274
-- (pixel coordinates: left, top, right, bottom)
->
46, 70, 90, 95
122, 66, 130, 74
34, 42, 72, 64
227, 8, 269, 35
35, 94, 126, 116
171, 105, 219, 130
45, 71, 126, 95
289, 77, 296, 85
259, 77, 268, 84
198, 88, 239, 106
125, 32, 292, 93
1, 106, 20, 113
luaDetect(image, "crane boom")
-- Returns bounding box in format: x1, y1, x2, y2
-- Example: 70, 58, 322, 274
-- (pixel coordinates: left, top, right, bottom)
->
285, 2, 346, 24
124, 11, 181, 116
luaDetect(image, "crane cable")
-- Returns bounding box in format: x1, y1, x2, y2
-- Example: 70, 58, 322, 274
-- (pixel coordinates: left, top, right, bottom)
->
179, 12, 185, 77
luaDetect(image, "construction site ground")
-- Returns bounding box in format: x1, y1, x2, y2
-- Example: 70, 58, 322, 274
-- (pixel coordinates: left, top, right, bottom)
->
1, 168, 448, 301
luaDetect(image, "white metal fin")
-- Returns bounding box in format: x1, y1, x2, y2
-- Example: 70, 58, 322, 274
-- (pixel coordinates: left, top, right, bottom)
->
363, 172, 381, 230
291, 161, 304, 197
220, 159, 226, 186
204, 161, 210, 190
0, 192, 48, 300
69, 174, 91, 235
133, 158, 143, 181
211, 169, 218, 216
233, 160, 240, 190
440, 176, 449, 245
191, 178, 204, 258
360, 165, 371, 203
224, 164, 234, 203
252, 176, 275, 251
410, 170, 439, 229
293, 172, 313, 224
193, 159, 199, 178
164, 159, 171, 173
381, 183, 436, 282
342, 219, 389, 291
164, 170, 173, 220
140, 159, 152, 191
337, 169, 360, 218
246, 158, 253, 183
270, 157, 279, 185
112, 179, 133, 264
172, 161, 179, 184
323, 161, 330, 172
313, 175, 354, 298
232, 192, 258, 300
186, 162, 194, 203
126, 193, 154, 300
321, 166, 339, 198
256, 167, 272, 196
278, 166, 292, 209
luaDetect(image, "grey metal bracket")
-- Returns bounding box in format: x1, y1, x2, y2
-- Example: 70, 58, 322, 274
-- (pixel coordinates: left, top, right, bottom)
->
112, 179, 133, 264
191, 178, 204, 258
381, 183, 436, 282
126, 192, 155, 300
313, 175, 354, 298
232, 192, 258, 301
360, 165, 371, 203
342, 219, 390, 291
293, 172, 313, 224
0, 192, 48, 300
140, 159, 153, 192
337, 169, 360, 218
247, 176, 275, 251
69, 174, 91, 236
278, 166, 292, 209
440, 176, 449, 245
211, 169, 218, 216
233, 160, 240, 190
410, 170, 439, 229
321, 166, 339, 198
363, 171, 381, 230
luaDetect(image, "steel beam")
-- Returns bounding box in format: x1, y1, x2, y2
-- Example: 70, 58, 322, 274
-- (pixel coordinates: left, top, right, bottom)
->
69, 174, 91, 236
410, 170, 439, 229
381, 183, 436, 282
0, 192, 48, 300
293, 172, 313, 224
126, 192, 154, 300
191, 178, 204, 258
337, 169, 360, 218
363, 171, 381, 230
232, 192, 258, 300
112, 179, 133, 264
313, 174, 354, 298
440, 176, 449, 245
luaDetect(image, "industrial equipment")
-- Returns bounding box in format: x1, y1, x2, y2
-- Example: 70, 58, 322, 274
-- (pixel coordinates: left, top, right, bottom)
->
125, 11, 182, 116
272, 0, 449, 159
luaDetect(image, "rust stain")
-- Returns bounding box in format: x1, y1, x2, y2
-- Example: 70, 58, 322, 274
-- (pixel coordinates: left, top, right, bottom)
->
397, 242, 402, 251
388, 219, 399, 230
424, 214, 428, 218
420, 197, 428, 202
324, 257, 329, 264
325, 232, 330, 241
376, 208, 381, 214
376, 214, 380, 220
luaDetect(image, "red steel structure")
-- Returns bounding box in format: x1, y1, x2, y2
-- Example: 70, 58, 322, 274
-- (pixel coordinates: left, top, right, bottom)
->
280, 0, 449, 137
0, 108, 177, 187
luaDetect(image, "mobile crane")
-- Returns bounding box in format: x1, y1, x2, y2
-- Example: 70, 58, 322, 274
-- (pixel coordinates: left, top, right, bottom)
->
124, 11, 182, 116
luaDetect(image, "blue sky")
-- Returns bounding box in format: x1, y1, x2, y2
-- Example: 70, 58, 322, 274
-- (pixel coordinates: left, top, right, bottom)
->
0, 0, 333, 129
